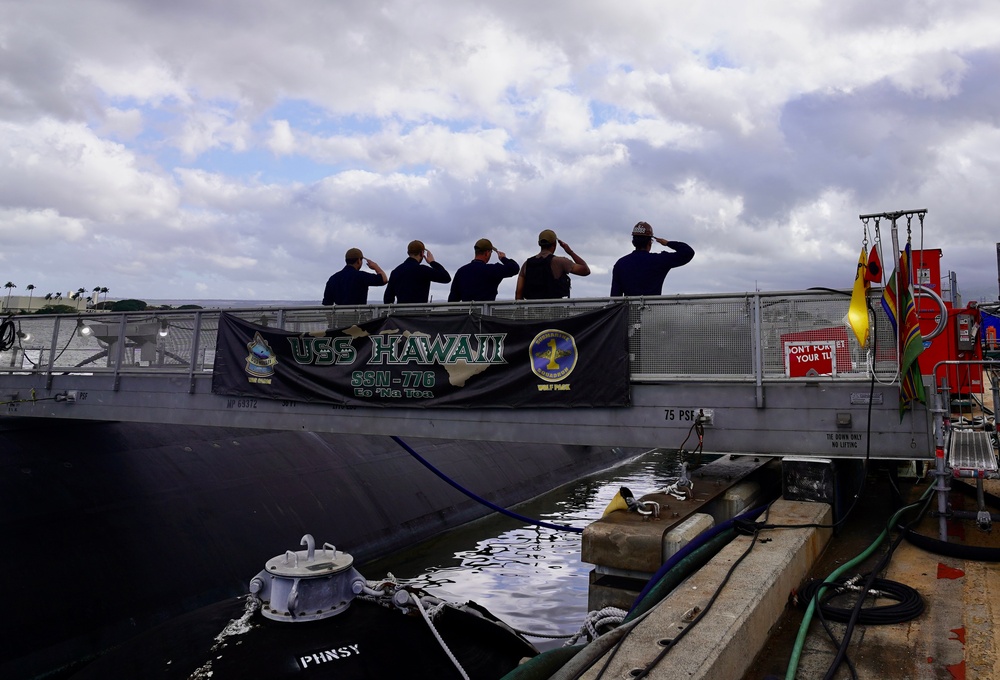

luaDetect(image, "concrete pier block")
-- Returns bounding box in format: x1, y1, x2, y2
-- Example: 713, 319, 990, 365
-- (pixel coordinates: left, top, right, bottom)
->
662, 512, 715, 560
580, 498, 832, 680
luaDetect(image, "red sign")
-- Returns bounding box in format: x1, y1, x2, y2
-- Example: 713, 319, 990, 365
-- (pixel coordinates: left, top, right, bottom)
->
780, 327, 852, 375
784, 341, 837, 377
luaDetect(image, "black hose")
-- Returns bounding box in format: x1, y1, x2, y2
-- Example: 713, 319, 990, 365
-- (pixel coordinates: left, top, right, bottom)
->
902, 527, 1000, 562
799, 577, 924, 624
0, 318, 15, 351
900, 479, 1000, 562
821, 488, 934, 680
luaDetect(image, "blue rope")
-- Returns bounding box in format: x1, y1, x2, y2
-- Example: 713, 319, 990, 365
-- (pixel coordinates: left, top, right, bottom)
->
390, 436, 584, 533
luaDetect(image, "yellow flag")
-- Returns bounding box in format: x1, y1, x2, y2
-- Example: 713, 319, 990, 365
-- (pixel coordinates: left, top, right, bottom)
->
848, 247, 870, 347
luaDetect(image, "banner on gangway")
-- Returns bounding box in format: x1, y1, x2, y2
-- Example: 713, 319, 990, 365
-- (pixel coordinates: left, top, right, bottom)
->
211, 305, 630, 408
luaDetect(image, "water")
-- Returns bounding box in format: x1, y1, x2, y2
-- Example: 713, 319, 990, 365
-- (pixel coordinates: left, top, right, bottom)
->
360, 448, 695, 650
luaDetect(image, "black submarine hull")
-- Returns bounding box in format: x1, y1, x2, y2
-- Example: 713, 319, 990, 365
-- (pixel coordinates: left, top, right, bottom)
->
67, 595, 536, 680
0, 419, 634, 679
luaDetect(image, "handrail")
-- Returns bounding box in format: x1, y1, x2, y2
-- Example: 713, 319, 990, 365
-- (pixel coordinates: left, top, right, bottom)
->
0, 290, 904, 385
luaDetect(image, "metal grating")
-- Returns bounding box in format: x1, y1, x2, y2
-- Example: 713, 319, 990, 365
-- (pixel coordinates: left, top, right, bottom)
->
948, 429, 998, 472
629, 297, 754, 376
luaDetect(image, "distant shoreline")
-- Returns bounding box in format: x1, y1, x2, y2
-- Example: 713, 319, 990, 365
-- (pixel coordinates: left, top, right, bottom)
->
144, 299, 319, 308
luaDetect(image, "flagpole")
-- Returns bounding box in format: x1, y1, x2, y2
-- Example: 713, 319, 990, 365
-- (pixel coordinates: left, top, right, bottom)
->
890, 215, 901, 358
868, 209, 945, 541
889, 217, 900, 279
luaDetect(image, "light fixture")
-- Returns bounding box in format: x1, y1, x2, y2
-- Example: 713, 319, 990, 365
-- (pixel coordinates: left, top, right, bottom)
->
158, 319, 169, 337
76, 320, 93, 337
17, 330, 30, 342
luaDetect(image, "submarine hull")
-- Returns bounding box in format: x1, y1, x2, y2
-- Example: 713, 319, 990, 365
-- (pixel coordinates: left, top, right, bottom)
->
0, 419, 635, 679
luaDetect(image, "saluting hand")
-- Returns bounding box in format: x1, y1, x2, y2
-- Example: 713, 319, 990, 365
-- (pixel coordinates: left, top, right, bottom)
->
424, 250, 435, 263
496, 250, 507, 259
655, 237, 669, 246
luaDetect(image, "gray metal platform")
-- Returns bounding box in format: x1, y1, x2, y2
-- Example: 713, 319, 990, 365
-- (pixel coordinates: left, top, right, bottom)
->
947, 428, 998, 473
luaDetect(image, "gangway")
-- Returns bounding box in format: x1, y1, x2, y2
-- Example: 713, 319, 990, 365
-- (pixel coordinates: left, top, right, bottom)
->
0, 291, 934, 458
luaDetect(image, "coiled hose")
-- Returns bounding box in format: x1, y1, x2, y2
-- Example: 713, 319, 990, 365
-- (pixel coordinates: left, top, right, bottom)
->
0, 318, 15, 351
797, 576, 923, 625
784, 484, 934, 680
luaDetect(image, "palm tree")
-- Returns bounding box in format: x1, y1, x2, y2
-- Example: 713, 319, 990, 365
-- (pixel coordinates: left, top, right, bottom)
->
3, 281, 15, 309
101, 286, 109, 303
44, 293, 53, 302
26, 284, 35, 308
55, 292, 62, 301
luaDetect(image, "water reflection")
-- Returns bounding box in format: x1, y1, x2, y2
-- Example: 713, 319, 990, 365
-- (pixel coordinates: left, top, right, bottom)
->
363, 448, 704, 648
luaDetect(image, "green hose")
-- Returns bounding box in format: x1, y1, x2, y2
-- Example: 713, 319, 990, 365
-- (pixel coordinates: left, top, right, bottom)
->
784, 486, 933, 680
499, 645, 584, 680
624, 528, 736, 623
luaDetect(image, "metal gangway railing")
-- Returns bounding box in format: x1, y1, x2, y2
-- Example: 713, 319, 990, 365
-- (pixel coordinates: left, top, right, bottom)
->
0, 290, 931, 456
0, 290, 899, 387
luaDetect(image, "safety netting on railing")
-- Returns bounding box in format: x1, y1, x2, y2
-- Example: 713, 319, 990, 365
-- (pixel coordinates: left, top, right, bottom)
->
0, 290, 898, 382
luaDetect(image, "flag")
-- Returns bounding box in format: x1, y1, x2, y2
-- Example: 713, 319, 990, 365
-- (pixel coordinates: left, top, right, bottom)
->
848, 247, 870, 347
865, 247, 883, 284
881, 244, 926, 418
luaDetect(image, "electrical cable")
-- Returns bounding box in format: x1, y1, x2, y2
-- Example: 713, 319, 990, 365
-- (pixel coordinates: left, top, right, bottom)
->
813, 602, 859, 680
676, 420, 702, 455
595, 518, 765, 680
626, 502, 768, 618
24, 319, 81, 369
968, 389, 995, 417
0, 395, 57, 406
390, 435, 584, 534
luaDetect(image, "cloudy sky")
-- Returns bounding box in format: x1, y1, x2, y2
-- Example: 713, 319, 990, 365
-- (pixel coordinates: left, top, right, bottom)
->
2, 0, 999, 304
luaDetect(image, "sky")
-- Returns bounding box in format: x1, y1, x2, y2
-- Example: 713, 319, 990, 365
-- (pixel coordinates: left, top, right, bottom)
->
2, 0, 1000, 305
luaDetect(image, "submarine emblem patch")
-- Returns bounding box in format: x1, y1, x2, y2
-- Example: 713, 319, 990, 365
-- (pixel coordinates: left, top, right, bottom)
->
529, 329, 577, 383
245, 332, 278, 383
